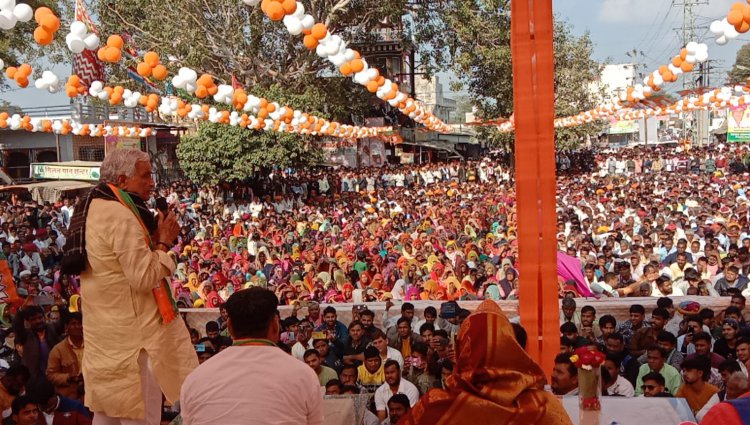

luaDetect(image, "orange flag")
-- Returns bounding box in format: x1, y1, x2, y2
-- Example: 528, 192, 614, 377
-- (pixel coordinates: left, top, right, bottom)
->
0, 252, 21, 308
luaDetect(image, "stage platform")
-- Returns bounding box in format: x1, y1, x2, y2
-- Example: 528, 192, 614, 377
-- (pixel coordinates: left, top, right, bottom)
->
181, 296, 730, 336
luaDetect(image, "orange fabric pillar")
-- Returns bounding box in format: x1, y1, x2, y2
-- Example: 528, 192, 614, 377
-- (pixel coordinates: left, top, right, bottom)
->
511, 0, 558, 379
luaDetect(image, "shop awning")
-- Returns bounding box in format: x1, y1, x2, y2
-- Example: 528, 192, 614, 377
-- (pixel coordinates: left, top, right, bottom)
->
0, 180, 94, 203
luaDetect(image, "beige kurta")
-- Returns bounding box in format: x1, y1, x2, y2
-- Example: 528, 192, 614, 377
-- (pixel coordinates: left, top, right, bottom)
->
80, 198, 198, 419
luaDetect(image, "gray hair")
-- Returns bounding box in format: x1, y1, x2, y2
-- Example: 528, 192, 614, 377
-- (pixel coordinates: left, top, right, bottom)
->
100, 149, 151, 183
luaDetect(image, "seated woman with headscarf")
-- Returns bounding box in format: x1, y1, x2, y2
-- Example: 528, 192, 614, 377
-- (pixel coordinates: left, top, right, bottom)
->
398, 300, 572, 425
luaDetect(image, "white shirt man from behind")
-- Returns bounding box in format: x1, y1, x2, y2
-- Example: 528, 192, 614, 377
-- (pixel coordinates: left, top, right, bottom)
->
374, 360, 419, 422
181, 288, 323, 425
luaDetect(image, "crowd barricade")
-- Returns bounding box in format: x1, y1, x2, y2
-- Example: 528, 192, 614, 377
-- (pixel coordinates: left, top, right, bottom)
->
180, 296, 730, 336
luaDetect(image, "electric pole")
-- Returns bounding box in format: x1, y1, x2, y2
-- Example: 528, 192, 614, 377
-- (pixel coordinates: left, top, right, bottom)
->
672, 0, 708, 145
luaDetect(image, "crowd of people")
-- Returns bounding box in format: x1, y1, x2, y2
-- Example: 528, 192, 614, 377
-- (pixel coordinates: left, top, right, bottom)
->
0, 144, 749, 423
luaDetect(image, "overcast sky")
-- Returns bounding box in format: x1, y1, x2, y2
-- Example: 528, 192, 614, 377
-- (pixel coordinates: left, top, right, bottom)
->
1, 0, 747, 107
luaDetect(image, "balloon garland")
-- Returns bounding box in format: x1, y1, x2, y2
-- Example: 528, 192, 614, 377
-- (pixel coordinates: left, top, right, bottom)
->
0, 3, 391, 140
244, 0, 452, 133
474, 41, 711, 132
0, 112, 154, 138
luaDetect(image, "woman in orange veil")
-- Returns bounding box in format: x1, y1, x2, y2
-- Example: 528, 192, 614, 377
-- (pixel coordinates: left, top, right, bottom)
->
398, 300, 572, 425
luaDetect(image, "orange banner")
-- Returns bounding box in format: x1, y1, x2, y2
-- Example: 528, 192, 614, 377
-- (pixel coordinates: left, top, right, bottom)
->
511, 0, 559, 379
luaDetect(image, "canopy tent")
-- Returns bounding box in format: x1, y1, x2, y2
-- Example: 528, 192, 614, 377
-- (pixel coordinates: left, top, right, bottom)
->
0, 180, 94, 203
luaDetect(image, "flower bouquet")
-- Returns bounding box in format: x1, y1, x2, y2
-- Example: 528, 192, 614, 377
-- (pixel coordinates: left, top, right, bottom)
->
570, 346, 605, 424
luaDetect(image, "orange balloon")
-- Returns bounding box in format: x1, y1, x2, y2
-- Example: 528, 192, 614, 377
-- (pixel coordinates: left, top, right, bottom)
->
265, 2, 285, 21
5, 67, 16, 79
260, 0, 271, 14
266, 103, 276, 113
339, 63, 352, 75
137, 62, 152, 77
68, 75, 81, 86
743, 5, 750, 21
736, 20, 750, 33
679, 48, 688, 60
152, 65, 168, 80
350, 58, 364, 73
207, 85, 218, 96
97, 47, 107, 61
107, 35, 124, 49
34, 7, 53, 23
311, 23, 327, 40
658, 65, 668, 74
144, 51, 160, 67
303, 35, 318, 49
33, 26, 53, 45
258, 108, 268, 118
18, 64, 31, 76
40, 14, 60, 32
105, 47, 121, 63
65, 85, 78, 97
195, 85, 208, 98
259, 98, 268, 108
671, 56, 682, 67
680, 61, 694, 72
366, 81, 379, 93
281, 0, 297, 14
197, 74, 214, 86
15, 76, 28, 88
728, 9, 744, 26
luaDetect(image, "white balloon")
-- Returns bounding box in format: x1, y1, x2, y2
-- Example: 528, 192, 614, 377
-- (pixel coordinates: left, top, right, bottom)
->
67, 37, 86, 54
685, 41, 698, 54
83, 33, 100, 50
70, 20, 87, 37
695, 50, 708, 62
34, 79, 45, 89
0, 10, 15, 30
0, 59, 4, 69
344, 49, 356, 61
329, 53, 347, 66
684, 54, 696, 65
242, 0, 261, 5
292, 2, 304, 18
12, 2, 30, 22
725, 21, 739, 39
715, 35, 728, 45
172, 75, 184, 88
0, 0, 14, 11
300, 14, 314, 30
97, 91, 109, 101
283, 15, 302, 35
90, 81, 103, 91
185, 82, 197, 93
710, 21, 724, 35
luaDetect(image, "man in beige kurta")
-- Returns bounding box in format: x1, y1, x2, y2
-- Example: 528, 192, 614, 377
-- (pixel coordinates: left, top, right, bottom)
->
79, 153, 197, 423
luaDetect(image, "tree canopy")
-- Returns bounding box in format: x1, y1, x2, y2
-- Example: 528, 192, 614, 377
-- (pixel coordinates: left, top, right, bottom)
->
177, 121, 323, 185
412, 0, 604, 149
728, 43, 750, 85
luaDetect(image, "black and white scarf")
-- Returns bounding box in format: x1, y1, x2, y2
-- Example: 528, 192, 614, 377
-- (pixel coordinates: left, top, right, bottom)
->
61, 183, 156, 275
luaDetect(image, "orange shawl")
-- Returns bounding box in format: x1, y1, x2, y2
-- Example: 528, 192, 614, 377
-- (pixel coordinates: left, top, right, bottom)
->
398, 300, 571, 425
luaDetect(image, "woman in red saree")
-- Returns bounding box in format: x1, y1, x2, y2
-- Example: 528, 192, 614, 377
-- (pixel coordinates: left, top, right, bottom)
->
398, 300, 571, 425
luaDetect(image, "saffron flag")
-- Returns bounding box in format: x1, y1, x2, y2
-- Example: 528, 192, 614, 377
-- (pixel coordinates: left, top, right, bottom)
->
0, 252, 21, 308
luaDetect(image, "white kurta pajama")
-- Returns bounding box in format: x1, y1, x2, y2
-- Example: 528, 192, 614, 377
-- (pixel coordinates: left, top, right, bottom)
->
80, 199, 198, 422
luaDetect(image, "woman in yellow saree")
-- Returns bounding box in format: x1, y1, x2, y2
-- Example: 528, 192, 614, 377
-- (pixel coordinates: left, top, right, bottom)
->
398, 300, 572, 425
